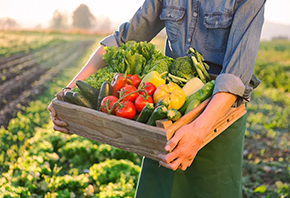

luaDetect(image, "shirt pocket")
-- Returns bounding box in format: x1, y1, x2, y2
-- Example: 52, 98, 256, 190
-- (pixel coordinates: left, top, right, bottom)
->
160, 6, 186, 43
203, 12, 233, 52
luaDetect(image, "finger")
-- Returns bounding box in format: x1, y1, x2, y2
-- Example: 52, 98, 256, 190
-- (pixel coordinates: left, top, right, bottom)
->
47, 103, 56, 117
49, 109, 68, 127
158, 151, 180, 164
178, 162, 188, 171
53, 124, 69, 134
178, 156, 195, 171
52, 116, 68, 127
165, 130, 184, 152
188, 158, 194, 167
159, 157, 183, 171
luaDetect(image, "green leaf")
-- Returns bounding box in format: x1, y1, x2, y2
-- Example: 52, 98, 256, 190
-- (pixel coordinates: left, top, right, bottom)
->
254, 185, 267, 193
275, 181, 284, 190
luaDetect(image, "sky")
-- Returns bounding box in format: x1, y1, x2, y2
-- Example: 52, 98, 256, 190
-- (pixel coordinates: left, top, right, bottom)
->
0, 0, 289, 29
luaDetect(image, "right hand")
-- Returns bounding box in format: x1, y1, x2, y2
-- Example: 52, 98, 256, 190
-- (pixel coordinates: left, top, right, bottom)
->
47, 99, 71, 134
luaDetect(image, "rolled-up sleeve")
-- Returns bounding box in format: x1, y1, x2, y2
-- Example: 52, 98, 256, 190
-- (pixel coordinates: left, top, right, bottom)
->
213, 0, 266, 104
101, 0, 164, 47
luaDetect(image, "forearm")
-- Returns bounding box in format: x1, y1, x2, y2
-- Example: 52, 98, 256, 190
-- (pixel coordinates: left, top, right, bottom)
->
67, 44, 107, 89
191, 92, 238, 140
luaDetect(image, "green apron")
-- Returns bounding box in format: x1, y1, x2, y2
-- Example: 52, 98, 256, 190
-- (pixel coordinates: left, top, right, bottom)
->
134, 111, 247, 198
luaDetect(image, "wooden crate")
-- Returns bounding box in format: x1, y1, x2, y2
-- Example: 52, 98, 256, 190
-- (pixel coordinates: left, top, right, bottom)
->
52, 98, 246, 162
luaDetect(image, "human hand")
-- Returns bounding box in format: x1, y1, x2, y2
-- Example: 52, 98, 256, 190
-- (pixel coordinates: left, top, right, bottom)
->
47, 99, 71, 134
158, 118, 209, 171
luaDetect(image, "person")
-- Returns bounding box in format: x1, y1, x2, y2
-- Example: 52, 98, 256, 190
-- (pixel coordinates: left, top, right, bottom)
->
48, 0, 266, 197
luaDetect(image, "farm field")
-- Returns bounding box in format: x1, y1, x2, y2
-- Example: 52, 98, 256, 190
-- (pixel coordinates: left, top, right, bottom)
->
0, 31, 289, 198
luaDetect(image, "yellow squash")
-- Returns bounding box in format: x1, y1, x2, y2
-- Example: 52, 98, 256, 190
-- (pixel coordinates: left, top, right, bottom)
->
153, 82, 185, 110
139, 71, 167, 88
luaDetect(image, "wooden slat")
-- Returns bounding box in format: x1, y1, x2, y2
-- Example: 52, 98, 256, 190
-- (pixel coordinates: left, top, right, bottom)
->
156, 119, 173, 129
200, 103, 246, 149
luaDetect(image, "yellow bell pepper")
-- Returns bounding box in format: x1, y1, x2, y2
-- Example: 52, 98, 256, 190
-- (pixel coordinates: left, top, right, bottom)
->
153, 82, 185, 110
140, 71, 167, 88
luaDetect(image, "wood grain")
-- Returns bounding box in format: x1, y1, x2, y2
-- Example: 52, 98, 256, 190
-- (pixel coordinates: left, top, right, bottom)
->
52, 99, 168, 161
52, 98, 246, 162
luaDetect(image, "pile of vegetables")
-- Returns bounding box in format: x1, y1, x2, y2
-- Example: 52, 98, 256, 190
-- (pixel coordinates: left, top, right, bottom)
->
64, 41, 216, 126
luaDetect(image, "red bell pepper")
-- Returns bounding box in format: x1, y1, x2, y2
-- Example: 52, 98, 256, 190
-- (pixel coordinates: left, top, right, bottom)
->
127, 74, 141, 88
111, 73, 133, 97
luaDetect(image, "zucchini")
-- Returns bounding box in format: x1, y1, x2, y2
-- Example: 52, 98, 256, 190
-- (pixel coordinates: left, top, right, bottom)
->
64, 91, 78, 105
97, 81, 111, 110
73, 92, 93, 108
147, 105, 168, 126
136, 103, 154, 123
155, 99, 170, 108
167, 108, 182, 121
179, 95, 191, 115
76, 80, 99, 110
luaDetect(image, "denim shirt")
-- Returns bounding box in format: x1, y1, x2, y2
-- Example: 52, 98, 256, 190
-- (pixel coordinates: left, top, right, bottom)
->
101, 0, 266, 105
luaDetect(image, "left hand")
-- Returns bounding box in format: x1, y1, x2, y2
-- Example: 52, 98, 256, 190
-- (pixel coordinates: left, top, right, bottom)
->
158, 118, 209, 171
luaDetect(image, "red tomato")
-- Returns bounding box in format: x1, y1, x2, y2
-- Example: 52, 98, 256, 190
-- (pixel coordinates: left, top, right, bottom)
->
127, 74, 141, 88
135, 95, 154, 112
119, 85, 138, 102
139, 82, 156, 96
115, 101, 136, 119
100, 96, 119, 114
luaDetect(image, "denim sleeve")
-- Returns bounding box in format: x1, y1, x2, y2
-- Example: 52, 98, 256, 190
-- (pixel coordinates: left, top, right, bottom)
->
101, 0, 164, 47
213, 0, 266, 105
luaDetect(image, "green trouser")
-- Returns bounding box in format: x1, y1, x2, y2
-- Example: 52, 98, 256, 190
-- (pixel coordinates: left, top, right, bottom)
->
134, 112, 247, 198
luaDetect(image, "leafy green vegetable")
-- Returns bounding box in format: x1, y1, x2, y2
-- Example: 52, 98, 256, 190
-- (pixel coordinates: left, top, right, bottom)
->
142, 54, 174, 80
168, 56, 197, 87
89, 159, 140, 186
103, 41, 171, 76
84, 67, 115, 90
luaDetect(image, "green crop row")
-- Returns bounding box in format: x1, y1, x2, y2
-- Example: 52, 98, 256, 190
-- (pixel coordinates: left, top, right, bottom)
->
0, 30, 100, 58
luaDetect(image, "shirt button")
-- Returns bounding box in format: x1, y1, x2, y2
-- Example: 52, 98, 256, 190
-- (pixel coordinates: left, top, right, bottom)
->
193, 12, 198, 17
187, 38, 191, 42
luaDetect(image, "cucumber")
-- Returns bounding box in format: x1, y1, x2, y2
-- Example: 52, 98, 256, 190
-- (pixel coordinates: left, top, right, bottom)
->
179, 95, 191, 115
180, 80, 215, 115
136, 103, 154, 123
76, 80, 99, 110
147, 105, 168, 126
184, 99, 201, 114
97, 81, 111, 110
167, 108, 182, 121
73, 92, 93, 108
64, 91, 78, 105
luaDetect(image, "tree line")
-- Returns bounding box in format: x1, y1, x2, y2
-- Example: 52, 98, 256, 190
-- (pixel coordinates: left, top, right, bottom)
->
0, 4, 112, 32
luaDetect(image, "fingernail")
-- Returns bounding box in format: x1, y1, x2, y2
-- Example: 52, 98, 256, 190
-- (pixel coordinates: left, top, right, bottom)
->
61, 123, 67, 127
165, 145, 170, 151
